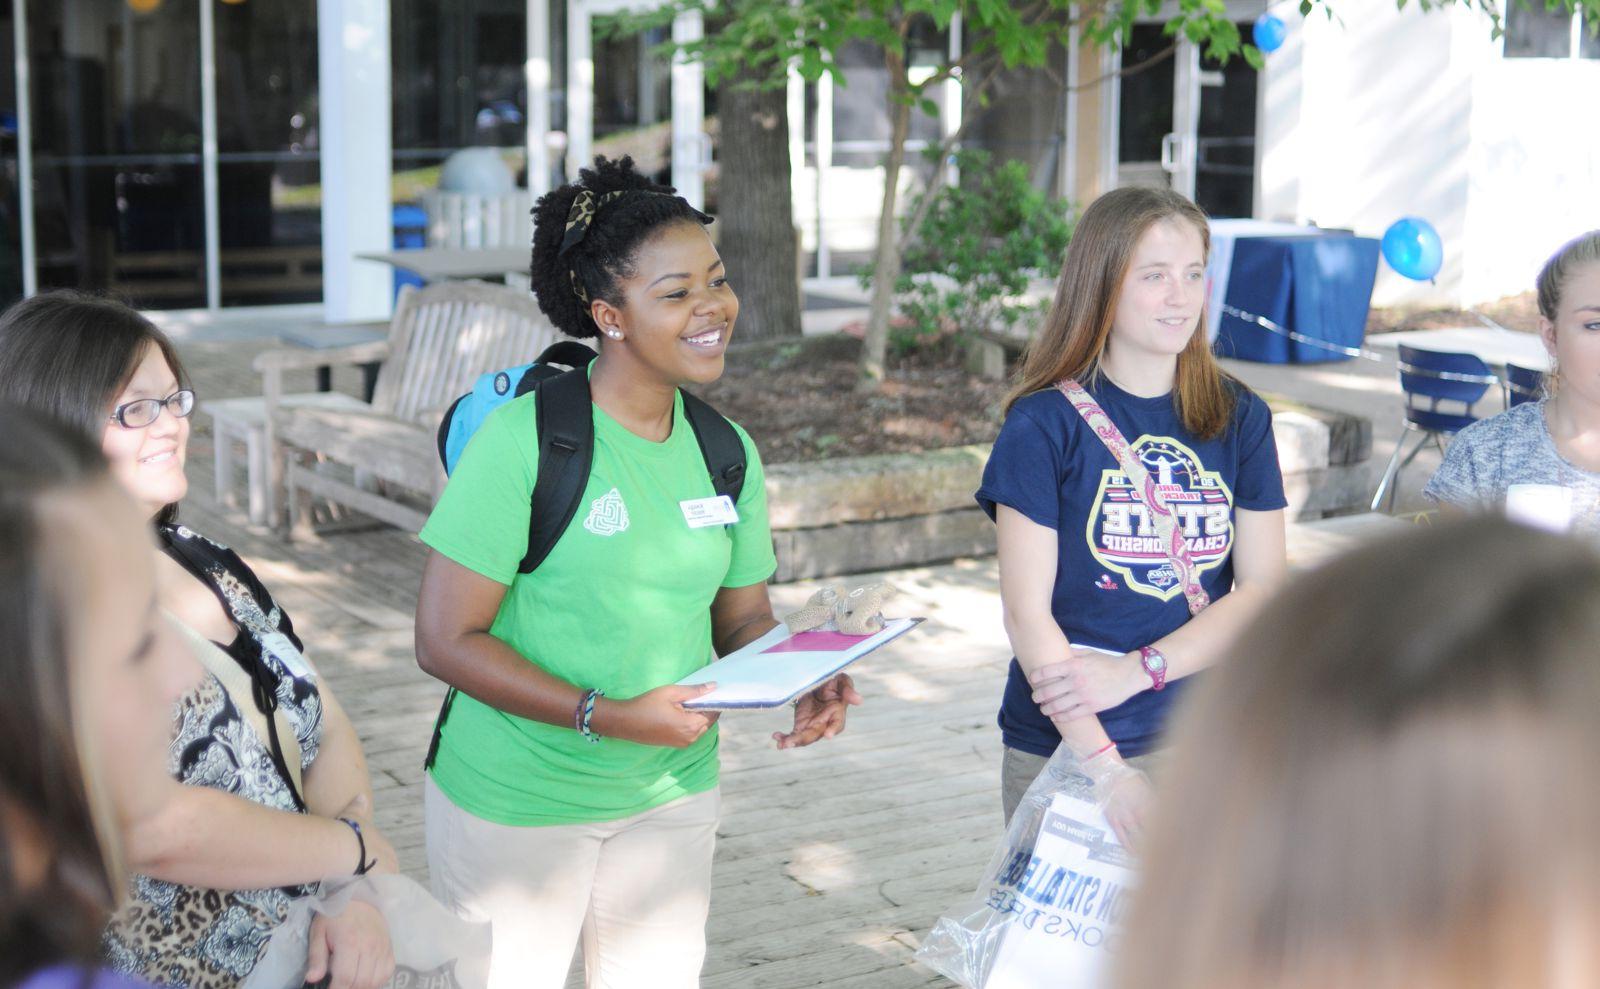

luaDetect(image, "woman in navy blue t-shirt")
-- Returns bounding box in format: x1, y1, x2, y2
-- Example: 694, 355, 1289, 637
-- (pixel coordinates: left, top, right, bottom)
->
976, 187, 1288, 844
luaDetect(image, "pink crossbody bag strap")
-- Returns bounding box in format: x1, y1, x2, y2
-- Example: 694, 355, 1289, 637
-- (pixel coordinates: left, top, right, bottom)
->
1056, 378, 1211, 616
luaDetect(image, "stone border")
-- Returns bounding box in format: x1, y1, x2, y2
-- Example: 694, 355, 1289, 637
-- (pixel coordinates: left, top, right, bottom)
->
764, 398, 1371, 582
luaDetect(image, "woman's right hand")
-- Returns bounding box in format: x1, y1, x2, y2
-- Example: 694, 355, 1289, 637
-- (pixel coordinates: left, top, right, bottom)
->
599, 684, 721, 748
1081, 749, 1154, 851
1098, 768, 1154, 852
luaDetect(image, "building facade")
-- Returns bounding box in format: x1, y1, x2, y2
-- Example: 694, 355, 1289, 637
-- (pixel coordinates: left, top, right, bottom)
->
1, 0, 1594, 318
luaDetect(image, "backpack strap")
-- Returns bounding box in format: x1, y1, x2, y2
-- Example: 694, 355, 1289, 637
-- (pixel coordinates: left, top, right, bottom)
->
681, 390, 747, 503
522, 366, 596, 574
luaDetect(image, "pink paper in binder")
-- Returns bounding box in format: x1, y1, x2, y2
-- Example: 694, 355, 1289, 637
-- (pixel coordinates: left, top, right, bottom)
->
761, 630, 873, 654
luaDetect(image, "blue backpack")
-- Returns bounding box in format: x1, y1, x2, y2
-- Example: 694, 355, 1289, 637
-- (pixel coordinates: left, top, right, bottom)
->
426, 340, 747, 768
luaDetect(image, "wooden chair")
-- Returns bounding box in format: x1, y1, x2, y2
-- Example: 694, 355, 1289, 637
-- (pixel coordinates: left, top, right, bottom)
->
421, 189, 534, 249
254, 280, 558, 534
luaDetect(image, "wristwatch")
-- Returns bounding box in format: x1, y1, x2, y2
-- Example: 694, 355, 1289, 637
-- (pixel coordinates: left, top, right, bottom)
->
1138, 645, 1169, 691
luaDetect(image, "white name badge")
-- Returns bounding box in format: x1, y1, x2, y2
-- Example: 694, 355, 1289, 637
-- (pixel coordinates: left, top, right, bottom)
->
681, 495, 740, 529
260, 631, 317, 683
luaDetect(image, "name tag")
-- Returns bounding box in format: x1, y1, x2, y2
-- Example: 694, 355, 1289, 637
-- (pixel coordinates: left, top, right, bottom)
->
260, 631, 316, 683
680, 495, 740, 529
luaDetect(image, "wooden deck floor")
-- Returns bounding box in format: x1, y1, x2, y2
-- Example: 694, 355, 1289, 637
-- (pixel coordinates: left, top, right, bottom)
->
171, 336, 1404, 987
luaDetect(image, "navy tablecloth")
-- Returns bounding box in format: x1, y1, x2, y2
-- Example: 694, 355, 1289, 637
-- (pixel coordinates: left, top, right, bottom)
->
1212, 233, 1380, 364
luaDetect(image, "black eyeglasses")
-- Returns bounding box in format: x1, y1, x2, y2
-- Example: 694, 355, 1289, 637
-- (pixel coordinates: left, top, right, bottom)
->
108, 389, 196, 429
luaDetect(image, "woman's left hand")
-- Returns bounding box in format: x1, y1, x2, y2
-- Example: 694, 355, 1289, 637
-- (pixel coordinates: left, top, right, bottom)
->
306, 900, 395, 989
1029, 648, 1146, 721
773, 673, 863, 750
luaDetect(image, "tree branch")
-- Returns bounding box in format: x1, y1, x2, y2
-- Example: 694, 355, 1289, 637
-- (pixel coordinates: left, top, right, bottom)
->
1068, 41, 1177, 92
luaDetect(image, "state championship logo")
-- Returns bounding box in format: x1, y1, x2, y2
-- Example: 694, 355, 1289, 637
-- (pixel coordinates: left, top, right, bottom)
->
1085, 435, 1233, 601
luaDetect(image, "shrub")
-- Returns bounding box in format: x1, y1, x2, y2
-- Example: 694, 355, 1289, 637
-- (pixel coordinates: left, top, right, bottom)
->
871, 148, 1075, 355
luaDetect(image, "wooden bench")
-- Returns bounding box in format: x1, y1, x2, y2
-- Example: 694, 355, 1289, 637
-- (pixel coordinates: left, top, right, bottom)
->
204, 322, 387, 524
251, 280, 559, 534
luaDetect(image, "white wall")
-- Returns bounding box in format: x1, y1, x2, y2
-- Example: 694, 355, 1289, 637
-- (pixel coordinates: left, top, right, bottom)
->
1258, 0, 1498, 306
1464, 57, 1600, 304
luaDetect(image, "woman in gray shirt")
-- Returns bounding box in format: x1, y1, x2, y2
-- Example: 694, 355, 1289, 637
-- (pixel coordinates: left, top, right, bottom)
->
1425, 230, 1600, 535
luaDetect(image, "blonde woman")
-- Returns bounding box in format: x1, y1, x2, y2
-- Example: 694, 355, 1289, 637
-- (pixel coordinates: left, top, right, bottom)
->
1425, 230, 1600, 533
1118, 518, 1600, 988
0, 407, 194, 988
975, 187, 1287, 841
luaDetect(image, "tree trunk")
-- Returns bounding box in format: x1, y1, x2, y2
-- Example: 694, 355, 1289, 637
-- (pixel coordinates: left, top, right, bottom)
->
715, 67, 802, 341
858, 68, 913, 389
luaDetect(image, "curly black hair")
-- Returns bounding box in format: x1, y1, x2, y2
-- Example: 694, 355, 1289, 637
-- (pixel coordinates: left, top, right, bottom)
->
529, 156, 712, 339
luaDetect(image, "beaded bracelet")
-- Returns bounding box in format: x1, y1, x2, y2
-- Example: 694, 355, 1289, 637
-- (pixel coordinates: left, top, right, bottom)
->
576, 688, 605, 743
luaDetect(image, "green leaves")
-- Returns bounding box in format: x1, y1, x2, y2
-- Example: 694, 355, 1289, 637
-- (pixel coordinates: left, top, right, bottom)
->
872, 147, 1075, 351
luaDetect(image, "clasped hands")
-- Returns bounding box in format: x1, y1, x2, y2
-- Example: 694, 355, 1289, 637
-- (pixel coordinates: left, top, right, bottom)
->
1028, 646, 1147, 721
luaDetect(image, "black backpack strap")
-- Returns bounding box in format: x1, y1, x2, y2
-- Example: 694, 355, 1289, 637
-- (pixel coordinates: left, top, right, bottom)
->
535, 340, 601, 371
427, 346, 601, 772
680, 390, 747, 503
522, 365, 595, 573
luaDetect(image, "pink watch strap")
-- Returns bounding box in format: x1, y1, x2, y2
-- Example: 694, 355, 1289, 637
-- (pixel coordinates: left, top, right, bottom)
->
1139, 645, 1169, 691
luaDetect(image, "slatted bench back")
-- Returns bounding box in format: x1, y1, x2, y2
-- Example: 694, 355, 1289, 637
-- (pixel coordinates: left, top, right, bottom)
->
372, 280, 558, 424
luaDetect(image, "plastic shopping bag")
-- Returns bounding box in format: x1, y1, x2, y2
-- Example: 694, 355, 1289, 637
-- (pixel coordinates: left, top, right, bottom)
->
242, 873, 491, 989
916, 744, 1139, 989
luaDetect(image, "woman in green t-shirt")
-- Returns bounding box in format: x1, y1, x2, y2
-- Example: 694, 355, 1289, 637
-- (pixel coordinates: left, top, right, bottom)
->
414, 156, 862, 989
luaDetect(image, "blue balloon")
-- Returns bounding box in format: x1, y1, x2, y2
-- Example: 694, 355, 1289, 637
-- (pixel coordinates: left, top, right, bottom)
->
1253, 13, 1288, 53
1381, 217, 1444, 282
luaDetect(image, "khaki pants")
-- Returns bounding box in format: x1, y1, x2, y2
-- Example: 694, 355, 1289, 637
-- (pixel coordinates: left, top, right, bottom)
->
1000, 745, 1166, 826
424, 776, 719, 989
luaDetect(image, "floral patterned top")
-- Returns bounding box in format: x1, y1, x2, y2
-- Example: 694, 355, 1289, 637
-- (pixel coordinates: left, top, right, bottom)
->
104, 525, 325, 988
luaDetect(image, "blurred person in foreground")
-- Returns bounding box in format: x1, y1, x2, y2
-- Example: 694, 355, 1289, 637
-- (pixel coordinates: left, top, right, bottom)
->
0, 406, 196, 988
1117, 517, 1600, 989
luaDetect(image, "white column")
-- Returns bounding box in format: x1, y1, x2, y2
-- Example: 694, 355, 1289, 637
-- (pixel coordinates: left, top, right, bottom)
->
943, 12, 961, 188
13, 0, 35, 296
1099, 46, 1119, 191
1165, 39, 1200, 198
670, 10, 705, 207
526, 0, 551, 197
567, 3, 592, 182
815, 71, 832, 278
318, 0, 393, 322
199, 0, 221, 309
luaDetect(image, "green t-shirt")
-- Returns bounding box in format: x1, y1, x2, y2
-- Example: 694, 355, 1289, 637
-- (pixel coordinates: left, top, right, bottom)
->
418, 388, 778, 826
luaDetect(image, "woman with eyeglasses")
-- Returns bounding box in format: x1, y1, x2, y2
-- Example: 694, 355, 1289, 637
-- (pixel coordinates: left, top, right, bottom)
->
0, 292, 397, 989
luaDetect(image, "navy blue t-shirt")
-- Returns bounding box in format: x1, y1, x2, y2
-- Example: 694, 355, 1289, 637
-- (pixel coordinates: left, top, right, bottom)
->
975, 377, 1286, 758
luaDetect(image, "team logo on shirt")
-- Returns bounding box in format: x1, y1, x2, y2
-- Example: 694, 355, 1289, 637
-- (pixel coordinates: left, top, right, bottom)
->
583, 487, 630, 536
1086, 435, 1233, 601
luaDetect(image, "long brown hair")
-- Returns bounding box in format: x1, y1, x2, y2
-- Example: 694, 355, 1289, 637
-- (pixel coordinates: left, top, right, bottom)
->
0, 406, 123, 983
1117, 519, 1600, 989
1006, 186, 1236, 439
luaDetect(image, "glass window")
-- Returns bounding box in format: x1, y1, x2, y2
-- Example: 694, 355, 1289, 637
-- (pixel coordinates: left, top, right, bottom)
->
961, 24, 1069, 193
27, 0, 205, 309
1504, 3, 1575, 58
215, 0, 321, 307
391, 0, 527, 216
831, 30, 945, 168
592, 16, 673, 186
1118, 25, 1176, 166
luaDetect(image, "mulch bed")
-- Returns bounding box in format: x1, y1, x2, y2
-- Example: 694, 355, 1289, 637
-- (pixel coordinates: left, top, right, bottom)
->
701, 334, 1010, 465
710, 289, 1542, 465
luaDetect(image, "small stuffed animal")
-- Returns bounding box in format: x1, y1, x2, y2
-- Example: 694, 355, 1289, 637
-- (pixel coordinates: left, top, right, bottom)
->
836, 582, 895, 635
784, 582, 897, 635
784, 586, 840, 633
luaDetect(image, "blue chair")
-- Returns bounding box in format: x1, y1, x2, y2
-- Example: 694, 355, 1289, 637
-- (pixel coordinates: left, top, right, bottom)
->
1504, 361, 1546, 407
1371, 345, 1500, 512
